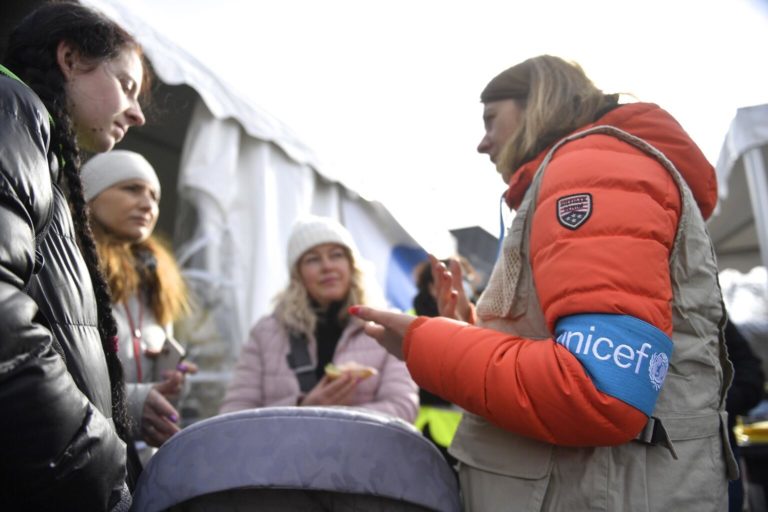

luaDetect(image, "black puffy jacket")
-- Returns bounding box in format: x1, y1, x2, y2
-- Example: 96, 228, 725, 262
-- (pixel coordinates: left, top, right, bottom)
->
0, 71, 129, 510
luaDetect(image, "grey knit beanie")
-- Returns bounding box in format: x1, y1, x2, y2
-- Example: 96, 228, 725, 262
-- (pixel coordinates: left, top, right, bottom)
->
286, 216, 359, 270
81, 150, 161, 202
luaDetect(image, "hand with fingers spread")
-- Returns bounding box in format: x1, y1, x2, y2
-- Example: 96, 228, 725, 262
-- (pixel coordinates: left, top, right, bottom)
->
429, 254, 475, 324
141, 388, 181, 447
300, 373, 359, 406
349, 305, 417, 360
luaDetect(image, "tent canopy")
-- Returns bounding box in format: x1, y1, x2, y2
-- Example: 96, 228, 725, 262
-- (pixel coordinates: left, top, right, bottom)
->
709, 103, 768, 272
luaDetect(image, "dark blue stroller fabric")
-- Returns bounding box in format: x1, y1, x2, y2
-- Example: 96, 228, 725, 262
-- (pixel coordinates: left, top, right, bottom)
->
130, 407, 461, 511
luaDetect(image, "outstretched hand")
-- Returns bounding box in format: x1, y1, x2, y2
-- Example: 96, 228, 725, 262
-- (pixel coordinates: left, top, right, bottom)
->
430, 254, 474, 323
349, 306, 416, 360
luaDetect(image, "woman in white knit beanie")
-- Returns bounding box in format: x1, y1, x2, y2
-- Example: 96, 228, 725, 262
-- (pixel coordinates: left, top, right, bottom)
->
221, 215, 418, 422
82, 150, 197, 466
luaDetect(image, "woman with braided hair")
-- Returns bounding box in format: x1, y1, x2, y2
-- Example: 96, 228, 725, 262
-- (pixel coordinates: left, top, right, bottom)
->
0, 2, 148, 511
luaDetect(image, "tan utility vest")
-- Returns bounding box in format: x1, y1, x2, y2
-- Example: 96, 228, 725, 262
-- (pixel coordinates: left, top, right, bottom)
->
450, 126, 737, 511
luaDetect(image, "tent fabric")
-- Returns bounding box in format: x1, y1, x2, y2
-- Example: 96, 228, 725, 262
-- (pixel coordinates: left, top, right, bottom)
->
709, 104, 768, 271
715, 104, 768, 200
130, 407, 461, 512
174, 100, 319, 350
82, 0, 324, 176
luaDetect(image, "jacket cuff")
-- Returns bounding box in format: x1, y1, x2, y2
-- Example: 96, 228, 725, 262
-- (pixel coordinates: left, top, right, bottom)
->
127, 382, 154, 436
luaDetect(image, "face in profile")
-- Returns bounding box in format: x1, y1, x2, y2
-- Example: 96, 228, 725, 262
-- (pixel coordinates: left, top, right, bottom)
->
477, 99, 524, 165
60, 44, 146, 153
298, 243, 352, 308
89, 178, 159, 243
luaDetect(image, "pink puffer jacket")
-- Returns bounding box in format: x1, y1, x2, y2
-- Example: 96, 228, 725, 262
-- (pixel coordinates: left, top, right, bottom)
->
220, 314, 419, 422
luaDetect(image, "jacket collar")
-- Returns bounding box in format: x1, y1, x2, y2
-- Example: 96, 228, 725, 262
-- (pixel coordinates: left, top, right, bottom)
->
0, 63, 23, 83
504, 102, 717, 219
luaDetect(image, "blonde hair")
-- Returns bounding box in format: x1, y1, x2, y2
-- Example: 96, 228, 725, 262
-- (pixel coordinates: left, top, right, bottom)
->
94, 231, 190, 326
273, 247, 367, 338
496, 55, 619, 181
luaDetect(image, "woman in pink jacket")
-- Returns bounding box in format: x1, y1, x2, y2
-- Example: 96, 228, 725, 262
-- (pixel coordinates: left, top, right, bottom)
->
221, 216, 418, 422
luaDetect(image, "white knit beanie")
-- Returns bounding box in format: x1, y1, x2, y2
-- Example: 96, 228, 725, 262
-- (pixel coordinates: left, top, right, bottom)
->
286, 216, 359, 270
80, 150, 161, 202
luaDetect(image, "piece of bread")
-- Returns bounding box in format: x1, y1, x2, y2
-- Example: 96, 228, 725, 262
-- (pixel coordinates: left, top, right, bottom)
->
324, 361, 378, 380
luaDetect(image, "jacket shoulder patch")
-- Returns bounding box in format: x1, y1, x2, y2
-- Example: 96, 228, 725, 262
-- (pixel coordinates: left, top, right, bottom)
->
557, 193, 592, 230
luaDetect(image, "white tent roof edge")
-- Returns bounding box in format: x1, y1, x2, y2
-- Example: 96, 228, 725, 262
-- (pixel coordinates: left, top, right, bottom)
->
713, 103, 768, 272
715, 103, 768, 202
81, 0, 323, 173
80, 0, 451, 253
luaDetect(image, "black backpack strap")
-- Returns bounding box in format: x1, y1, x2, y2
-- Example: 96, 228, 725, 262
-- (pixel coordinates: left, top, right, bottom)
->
286, 331, 318, 393
125, 440, 144, 492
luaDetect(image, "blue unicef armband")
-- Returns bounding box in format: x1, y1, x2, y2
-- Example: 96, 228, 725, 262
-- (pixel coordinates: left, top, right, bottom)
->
554, 313, 673, 416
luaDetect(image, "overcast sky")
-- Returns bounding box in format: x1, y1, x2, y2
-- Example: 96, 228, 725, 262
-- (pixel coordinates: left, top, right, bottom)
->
93, 0, 768, 240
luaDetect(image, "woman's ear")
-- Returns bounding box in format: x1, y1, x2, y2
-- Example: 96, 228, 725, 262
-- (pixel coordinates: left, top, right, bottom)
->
56, 40, 80, 79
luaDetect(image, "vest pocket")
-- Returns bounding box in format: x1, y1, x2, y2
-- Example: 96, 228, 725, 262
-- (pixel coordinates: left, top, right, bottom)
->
451, 413, 553, 511
449, 413, 553, 478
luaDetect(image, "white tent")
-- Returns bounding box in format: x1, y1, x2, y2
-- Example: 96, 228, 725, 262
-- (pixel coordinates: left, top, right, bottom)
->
79, 0, 450, 419
710, 104, 768, 376
709, 104, 768, 273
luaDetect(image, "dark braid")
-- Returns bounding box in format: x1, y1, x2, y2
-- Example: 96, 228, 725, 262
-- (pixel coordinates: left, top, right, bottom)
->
3, 2, 150, 443
57, 118, 133, 440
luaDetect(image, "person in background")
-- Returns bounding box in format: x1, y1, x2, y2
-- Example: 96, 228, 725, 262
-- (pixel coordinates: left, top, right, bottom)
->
351, 55, 736, 510
0, 3, 148, 510
412, 255, 480, 316
724, 319, 765, 512
411, 259, 465, 469
81, 150, 197, 466
221, 215, 418, 422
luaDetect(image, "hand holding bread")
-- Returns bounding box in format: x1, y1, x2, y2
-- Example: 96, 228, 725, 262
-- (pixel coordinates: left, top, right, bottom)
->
324, 361, 378, 380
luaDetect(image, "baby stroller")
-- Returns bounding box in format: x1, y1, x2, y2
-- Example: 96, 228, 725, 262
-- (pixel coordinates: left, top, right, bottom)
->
130, 406, 461, 511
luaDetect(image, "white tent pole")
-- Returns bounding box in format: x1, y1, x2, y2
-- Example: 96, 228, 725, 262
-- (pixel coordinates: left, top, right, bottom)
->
743, 147, 768, 272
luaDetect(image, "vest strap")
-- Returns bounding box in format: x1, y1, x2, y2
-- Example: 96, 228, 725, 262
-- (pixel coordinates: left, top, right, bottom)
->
286, 332, 318, 393
635, 416, 678, 459
635, 412, 725, 459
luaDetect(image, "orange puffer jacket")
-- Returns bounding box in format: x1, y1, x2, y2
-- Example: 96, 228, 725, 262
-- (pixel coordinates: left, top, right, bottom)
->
403, 102, 717, 445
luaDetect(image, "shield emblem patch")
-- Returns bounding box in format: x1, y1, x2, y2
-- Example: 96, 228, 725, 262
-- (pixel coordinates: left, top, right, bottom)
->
557, 193, 592, 230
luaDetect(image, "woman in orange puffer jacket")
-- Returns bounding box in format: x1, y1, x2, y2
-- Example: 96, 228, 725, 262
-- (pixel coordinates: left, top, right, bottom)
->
352, 55, 735, 511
